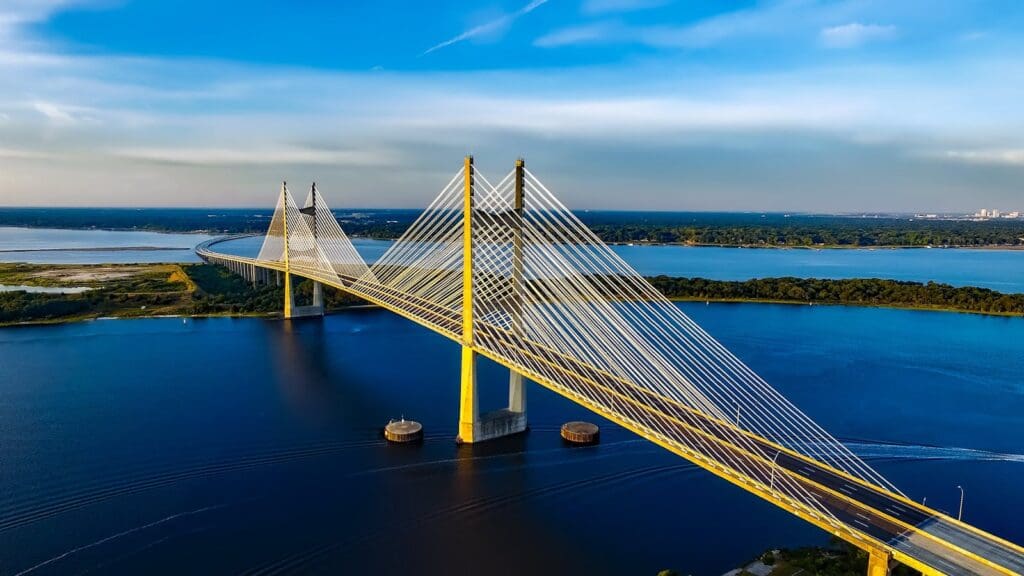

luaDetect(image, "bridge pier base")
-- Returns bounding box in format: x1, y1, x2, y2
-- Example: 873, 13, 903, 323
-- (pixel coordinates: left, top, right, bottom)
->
456, 348, 528, 444
866, 550, 892, 576
283, 276, 325, 319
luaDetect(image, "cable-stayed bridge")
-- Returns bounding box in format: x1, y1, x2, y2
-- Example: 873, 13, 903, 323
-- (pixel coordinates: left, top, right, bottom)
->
197, 157, 1024, 576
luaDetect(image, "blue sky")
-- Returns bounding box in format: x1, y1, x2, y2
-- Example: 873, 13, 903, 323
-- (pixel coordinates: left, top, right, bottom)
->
1, 0, 1023, 210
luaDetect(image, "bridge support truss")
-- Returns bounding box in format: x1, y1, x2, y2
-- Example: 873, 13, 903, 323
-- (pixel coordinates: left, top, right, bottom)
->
456, 156, 528, 444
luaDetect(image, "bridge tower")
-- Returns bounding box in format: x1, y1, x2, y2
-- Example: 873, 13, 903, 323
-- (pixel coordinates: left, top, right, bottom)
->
282, 181, 293, 319
456, 156, 529, 444
294, 183, 325, 318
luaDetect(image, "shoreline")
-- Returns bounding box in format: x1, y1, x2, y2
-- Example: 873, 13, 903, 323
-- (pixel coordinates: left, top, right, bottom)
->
667, 296, 1024, 318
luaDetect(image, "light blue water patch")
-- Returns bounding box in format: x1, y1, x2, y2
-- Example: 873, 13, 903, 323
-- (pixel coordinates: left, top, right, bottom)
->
211, 236, 1024, 292
0, 227, 215, 264
0, 284, 92, 294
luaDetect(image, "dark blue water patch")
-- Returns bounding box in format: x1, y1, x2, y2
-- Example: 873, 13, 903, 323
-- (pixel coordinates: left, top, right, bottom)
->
0, 304, 1021, 575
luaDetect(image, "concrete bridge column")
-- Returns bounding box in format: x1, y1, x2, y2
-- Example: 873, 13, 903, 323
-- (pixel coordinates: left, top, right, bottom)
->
867, 550, 892, 576
288, 280, 325, 319
313, 281, 323, 308
283, 272, 293, 319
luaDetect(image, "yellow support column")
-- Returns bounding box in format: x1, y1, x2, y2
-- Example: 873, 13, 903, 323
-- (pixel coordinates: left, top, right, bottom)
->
281, 181, 293, 319
867, 550, 892, 576
457, 156, 478, 443
508, 158, 526, 414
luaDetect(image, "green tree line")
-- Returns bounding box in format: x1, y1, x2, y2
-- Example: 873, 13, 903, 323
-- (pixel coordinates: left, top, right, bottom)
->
647, 276, 1024, 314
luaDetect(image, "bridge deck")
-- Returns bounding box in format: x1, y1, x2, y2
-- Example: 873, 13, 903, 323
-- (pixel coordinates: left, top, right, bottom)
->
196, 245, 1024, 576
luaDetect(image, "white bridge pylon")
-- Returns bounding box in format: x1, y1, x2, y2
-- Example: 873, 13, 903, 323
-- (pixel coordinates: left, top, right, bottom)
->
257, 182, 373, 285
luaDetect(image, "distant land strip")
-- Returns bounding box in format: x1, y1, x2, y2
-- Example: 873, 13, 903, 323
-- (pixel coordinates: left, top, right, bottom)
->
0, 246, 190, 253
3, 209, 1024, 247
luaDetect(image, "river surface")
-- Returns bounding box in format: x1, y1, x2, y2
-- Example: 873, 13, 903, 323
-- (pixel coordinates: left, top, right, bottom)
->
1, 304, 1021, 575
2, 228, 1024, 291
0, 227, 214, 264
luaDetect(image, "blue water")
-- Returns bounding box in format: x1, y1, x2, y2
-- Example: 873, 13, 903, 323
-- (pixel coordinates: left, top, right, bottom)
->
0, 227, 215, 264
1, 305, 1021, 575
614, 244, 1024, 293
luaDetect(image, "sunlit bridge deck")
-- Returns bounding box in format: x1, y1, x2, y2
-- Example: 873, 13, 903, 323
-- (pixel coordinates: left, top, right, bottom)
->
197, 157, 1024, 576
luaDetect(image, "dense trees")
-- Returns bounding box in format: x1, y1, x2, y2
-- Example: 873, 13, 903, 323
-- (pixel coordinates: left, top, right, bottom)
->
647, 276, 1024, 314
588, 219, 1024, 247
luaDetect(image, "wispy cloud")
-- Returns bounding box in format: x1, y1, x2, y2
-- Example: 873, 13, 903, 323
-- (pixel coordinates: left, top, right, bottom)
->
581, 0, 669, 16
112, 146, 402, 167
421, 0, 549, 56
534, 22, 619, 47
943, 148, 1024, 166
32, 101, 85, 124
820, 22, 897, 49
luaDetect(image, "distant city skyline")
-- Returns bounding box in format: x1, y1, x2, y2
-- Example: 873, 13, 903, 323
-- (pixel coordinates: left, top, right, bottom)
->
1, 1, 1024, 211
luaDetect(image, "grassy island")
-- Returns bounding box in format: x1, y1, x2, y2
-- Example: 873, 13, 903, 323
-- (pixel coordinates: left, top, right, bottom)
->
0, 263, 363, 326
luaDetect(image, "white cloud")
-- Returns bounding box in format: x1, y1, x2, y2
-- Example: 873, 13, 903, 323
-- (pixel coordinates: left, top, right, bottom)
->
581, 0, 669, 16
0, 147, 53, 160
422, 0, 549, 55
942, 149, 1024, 166
112, 146, 403, 167
534, 22, 620, 47
634, 0, 820, 49
33, 101, 81, 124
820, 22, 897, 49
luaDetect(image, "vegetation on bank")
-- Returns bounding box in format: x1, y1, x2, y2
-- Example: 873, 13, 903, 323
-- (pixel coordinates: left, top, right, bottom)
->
0, 263, 366, 326
647, 276, 1024, 315
588, 218, 1024, 247
2, 262, 1022, 326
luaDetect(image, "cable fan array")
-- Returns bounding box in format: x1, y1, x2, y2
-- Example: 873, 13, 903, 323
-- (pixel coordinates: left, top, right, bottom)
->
256, 183, 370, 285
255, 166, 902, 529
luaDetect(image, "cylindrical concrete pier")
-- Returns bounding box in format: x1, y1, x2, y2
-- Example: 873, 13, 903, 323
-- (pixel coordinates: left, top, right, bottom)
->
561, 421, 600, 445
384, 419, 423, 443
